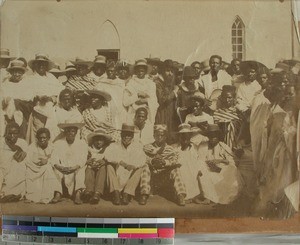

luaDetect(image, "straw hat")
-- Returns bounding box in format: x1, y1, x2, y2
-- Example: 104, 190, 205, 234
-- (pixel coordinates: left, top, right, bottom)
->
87, 129, 113, 145
49, 63, 66, 76
65, 61, 76, 72
57, 121, 85, 130
134, 59, 148, 69
28, 54, 54, 70
153, 124, 168, 132
0, 48, 16, 60
6, 60, 27, 73
177, 123, 193, 134
71, 58, 93, 68
119, 123, 136, 133
93, 55, 107, 65
85, 89, 111, 101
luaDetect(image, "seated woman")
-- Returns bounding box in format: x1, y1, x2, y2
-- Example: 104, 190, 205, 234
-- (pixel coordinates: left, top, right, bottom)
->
0, 123, 27, 202
185, 92, 214, 132
214, 85, 243, 153
197, 124, 241, 205
82, 89, 119, 142
24, 128, 59, 204
82, 129, 113, 205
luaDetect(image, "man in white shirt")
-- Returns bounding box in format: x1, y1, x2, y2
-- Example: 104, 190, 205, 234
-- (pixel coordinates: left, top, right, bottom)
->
88, 55, 107, 83
50, 122, 88, 204
105, 124, 147, 205
200, 55, 232, 99
134, 107, 154, 145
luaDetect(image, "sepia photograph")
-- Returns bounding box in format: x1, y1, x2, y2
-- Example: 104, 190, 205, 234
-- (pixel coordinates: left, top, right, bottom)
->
0, 0, 299, 220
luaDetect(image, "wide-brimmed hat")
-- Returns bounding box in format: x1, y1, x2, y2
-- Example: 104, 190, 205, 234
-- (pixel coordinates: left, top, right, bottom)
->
93, 55, 107, 66
28, 54, 54, 70
87, 129, 113, 145
200, 59, 210, 73
85, 89, 111, 101
240, 60, 267, 75
49, 63, 66, 76
134, 59, 148, 69
270, 62, 290, 74
0, 48, 16, 60
177, 123, 193, 134
6, 60, 27, 73
190, 91, 206, 103
146, 57, 162, 66
65, 61, 77, 72
160, 59, 175, 71
119, 123, 136, 133
71, 58, 93, 68
57, 121, 85, 130
182, 66, 197, 78
116, 60, 134, 73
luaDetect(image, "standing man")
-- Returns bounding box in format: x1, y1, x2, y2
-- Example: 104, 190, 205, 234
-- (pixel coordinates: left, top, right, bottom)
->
0, 48, 16, 82
88, 55, 107, 83
50, 121, 88, 205
200, 55, 232, 99
146, 57, 162, 80
134, 107, 154, 146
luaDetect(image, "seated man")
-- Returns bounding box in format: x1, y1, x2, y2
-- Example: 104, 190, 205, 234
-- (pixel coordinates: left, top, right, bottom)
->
50, 121, 88, 205
198, 124, 241, 205
82, 129, 113, 205
142, 125, 187, 206
0, 123, 27, 202
105, 124, 148, 205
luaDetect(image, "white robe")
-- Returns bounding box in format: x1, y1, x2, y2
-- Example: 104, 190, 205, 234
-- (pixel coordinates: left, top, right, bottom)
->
25, 143, 59, 203
134, 121, 154, 146
0, 138, 28, 196
236, 80, 261, 112
123, 75, 158, 124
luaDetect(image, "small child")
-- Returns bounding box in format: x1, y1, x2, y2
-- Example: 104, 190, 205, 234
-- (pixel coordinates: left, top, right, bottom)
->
82, 129, 113, 204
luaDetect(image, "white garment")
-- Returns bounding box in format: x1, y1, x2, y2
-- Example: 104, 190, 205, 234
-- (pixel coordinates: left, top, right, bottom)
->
176, 144, 202, 199
0, 138, 28, 196
105, 141, 146, 190
88, 71, 107, 84
25, 142, 59, 203
96, 78, 127, 128
236, 80, 261, 112
134, 121, 154, 146
198, 142, 241, 204
50, 138, 88, 194
200, 70, 232, 99
123, 75, 158, 124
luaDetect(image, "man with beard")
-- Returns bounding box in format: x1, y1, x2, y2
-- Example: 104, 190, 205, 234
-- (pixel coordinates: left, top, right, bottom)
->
50, 121, 87, 205
0, 123, 27, 202
88, 55, 107, 83
200, 55, 232, 99
154, 60, 180, 143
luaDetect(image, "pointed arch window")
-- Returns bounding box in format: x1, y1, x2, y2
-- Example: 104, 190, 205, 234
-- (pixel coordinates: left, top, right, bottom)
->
232, 16, 245, 60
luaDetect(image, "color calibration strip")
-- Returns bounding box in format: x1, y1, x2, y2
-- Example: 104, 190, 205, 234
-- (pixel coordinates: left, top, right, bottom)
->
2, 216, 174, 244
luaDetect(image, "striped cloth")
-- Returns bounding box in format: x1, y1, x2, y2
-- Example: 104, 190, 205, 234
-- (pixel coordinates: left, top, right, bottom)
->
213, 107, 242, 150
65, 75, 96, 90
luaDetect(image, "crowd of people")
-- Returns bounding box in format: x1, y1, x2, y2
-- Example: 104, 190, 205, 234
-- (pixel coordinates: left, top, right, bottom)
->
0, 48, 298, 218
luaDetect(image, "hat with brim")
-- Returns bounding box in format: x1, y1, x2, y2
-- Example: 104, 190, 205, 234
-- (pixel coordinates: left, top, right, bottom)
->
58, 122, 85, 130
86, 89, 111, 101
190, 92, 206, 103
71, 58, 93, 68
183, 66, 197, 78
93, 55, 107, 66
177, 123, 193, 134
64, 61, 77, 72
118, 123, 136, 133
146, 57, 163, 67
0, 49, 16, 60
240, 60, 267, 75
116, 60, 134, 74
28, 54, 55, 70
270, 62, 290, 74
87, 129, 113, 145
6, 60, 27, 73
49, 64, 66, 76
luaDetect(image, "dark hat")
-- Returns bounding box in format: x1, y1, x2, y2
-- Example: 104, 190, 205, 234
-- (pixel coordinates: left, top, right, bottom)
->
207, 124, 220, 133
120, 123, 136, 133
6, 60, 27, 73
182, 66, 197, 77
71, 58, 93, 68
28, 54, 54, 70
86, 89, 111, 101
222, 85, 236, 94
240, 60, 267, 75
146, 57, 162, 66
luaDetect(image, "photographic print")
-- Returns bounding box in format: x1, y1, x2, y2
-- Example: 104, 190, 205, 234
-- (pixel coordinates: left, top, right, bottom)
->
0, 0, 299, 219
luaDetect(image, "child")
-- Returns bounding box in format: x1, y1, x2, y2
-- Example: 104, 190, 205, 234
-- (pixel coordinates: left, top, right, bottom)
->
82, 129, 113, 204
